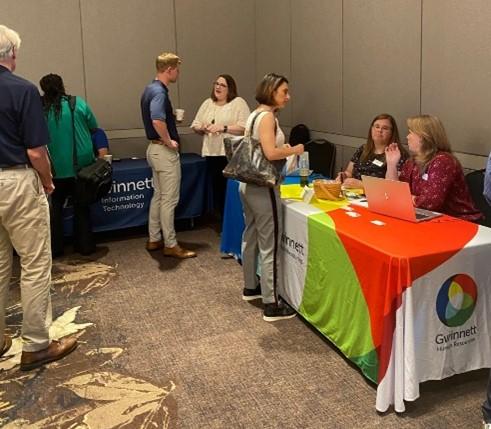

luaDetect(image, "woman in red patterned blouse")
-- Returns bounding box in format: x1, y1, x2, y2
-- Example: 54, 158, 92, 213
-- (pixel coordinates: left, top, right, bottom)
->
385, 115, 482, 222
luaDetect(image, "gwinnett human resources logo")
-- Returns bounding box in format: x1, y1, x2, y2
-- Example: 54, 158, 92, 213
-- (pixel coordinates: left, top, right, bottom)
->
436, 274, 477, 327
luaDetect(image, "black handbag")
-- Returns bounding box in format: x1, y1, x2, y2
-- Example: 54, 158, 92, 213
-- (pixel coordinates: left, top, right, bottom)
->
68, 96, 112, 204
223, 112, 284, 188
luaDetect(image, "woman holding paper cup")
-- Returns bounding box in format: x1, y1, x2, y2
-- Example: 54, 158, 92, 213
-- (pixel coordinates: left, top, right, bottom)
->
240, 73, 304, 322
191, 74, 250, 218
337, 113, 407, 188
40, 73, 98, 257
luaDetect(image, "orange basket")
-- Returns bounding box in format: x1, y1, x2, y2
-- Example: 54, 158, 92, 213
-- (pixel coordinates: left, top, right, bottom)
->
313, 179, 342, 201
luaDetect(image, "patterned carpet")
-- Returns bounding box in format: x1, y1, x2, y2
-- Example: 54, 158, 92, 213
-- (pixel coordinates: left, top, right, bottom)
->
0, 223, 487, 428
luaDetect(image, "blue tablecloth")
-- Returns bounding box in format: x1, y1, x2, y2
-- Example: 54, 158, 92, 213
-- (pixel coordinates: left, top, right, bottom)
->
220, 180, 245, 258
220, 174, 326, 258
64, 153, 212, 234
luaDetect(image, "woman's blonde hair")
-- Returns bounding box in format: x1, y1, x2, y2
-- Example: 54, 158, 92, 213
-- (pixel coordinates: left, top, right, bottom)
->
407, 115, 452, 167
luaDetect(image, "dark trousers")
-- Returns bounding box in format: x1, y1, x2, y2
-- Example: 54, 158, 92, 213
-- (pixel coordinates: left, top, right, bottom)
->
50, 177, 95, 256
206, 156, 228, 220
484, 370, 491, 423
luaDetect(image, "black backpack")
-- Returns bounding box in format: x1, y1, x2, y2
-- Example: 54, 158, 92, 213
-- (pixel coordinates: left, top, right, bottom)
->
76, 158, 113, 204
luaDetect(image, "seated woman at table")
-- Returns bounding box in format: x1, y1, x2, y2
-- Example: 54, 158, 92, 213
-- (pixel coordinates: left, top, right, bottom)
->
336, 113, 408, 188
385, 114, 482, 222
40, 73, 98, 257
240, 73, 304, 322
191, 74, 250, 218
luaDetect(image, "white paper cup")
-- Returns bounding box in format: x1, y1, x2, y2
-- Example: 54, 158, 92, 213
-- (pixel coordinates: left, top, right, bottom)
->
175, 109, 185, 121
103, 154, 113, 164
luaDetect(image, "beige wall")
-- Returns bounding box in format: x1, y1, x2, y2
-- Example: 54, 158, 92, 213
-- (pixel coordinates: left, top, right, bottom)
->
421, 0, 491, 156
255, 0, 292, 125
80, 0, 176, 130
4, 1, 86, 98
343, 0, 421, 139
175, 0, 256, 126
2, 0, 490, 167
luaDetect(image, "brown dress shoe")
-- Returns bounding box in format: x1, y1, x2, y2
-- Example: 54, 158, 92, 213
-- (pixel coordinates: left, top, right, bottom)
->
20, 336, 78, 371
146, 240, 164, 251
1, 335, 11, 357
163, 244, 196, 259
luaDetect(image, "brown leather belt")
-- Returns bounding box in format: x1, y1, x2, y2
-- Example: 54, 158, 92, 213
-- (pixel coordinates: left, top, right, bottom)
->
0, 164, 30, 172
150, 139, 164, 145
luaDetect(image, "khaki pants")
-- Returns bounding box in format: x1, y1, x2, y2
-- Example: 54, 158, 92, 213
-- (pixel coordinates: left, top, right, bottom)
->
146, 143, 181, 247
0, 168, 52, 352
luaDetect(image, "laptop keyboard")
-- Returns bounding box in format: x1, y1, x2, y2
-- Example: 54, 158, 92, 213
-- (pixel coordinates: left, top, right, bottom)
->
415, 208, 436, 220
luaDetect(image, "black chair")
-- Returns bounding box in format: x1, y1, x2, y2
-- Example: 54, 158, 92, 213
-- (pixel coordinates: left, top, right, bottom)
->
289, 123, 311, 146
305, 139, 337, 179
465, 169, 491, 227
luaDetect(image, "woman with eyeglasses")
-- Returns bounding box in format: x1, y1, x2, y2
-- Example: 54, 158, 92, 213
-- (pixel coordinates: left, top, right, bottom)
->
240, 73, 304, 322
336, 113, 408, 188
385, 115, 482, 221
191, 75, 250, 218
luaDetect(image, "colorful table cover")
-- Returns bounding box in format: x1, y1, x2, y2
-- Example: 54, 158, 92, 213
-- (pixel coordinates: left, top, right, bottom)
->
280, 185, 491, 412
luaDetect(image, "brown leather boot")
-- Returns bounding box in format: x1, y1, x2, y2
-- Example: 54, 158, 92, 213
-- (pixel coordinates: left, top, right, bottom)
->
20, 336, 78, 371
146, 240, 164, 251
163, 244, 196, 259
0, 335, 11, 357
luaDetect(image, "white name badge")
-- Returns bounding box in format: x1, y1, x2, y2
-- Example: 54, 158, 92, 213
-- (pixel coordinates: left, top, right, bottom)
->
372, 159, 384, 167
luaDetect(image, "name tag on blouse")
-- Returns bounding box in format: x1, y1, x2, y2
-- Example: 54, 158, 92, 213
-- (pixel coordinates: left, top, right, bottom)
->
372, 159, 384, 167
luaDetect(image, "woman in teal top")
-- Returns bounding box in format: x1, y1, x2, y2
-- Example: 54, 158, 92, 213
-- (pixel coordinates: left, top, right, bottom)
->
40, 73, 98, 257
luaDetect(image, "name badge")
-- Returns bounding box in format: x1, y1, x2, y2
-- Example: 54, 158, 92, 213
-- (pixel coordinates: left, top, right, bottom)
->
422, 173, 429, 181
372, 159, 384, 167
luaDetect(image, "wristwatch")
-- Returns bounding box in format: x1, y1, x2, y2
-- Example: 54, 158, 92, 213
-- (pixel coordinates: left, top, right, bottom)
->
223, 125, 228, 133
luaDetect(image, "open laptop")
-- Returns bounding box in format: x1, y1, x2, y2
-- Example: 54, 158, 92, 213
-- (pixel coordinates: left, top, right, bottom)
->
361, 175, 442, 223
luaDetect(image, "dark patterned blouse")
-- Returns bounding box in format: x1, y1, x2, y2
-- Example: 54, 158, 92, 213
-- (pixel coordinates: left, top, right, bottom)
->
399, 152, 482, 221
350, 145, 406, 180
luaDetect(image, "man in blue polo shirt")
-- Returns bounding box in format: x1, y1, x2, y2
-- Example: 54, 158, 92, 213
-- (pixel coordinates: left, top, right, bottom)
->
140, 52, 196, 259
0, 25, 77, 369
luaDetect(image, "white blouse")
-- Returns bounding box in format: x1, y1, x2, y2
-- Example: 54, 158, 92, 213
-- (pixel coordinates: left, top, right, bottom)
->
191, 97, 250, 157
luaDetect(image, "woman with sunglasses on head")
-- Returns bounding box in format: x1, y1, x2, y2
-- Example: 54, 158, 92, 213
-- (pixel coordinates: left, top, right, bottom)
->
385, 114, 482, 221
191, 75, 250, 219
240, 73, 304, 322
336, 113, 408, 188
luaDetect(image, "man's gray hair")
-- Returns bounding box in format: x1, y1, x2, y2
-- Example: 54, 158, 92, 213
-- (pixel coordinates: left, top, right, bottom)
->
0, 25, 21, 60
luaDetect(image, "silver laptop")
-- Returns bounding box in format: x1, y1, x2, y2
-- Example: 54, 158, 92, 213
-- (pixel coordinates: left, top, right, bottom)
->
361, 175, 442, 223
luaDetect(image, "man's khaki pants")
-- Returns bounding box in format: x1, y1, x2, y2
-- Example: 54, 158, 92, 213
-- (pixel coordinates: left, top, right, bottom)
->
0, 168, 52, 352
146, 143, 181, 247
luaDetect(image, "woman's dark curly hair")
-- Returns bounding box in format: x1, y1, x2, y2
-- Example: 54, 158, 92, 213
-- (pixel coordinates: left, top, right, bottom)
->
39, 73, 67, 122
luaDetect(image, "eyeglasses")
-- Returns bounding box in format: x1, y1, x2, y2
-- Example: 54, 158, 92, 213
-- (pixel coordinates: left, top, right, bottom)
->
372, 124, 392, 132
213, 81, 228, 88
